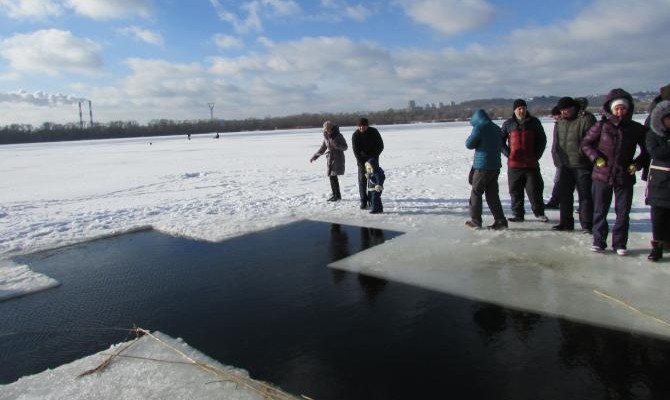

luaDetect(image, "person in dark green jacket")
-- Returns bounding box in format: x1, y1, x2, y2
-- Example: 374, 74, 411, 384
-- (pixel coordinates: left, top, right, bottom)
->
550, 96, 596, 233
465, 109, 507, 230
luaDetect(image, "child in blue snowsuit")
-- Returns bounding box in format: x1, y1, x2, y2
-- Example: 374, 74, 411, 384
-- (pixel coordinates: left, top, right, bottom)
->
365, 158, 385, 214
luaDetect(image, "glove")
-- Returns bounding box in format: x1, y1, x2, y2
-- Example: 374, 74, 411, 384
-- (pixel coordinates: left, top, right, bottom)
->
310, 155, 318, 163
374, 185, 383, 192
595, 157, 606, 168
628, 163, 637, 175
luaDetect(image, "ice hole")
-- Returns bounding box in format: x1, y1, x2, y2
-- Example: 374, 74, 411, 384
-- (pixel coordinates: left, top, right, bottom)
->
2, 220, 670, 399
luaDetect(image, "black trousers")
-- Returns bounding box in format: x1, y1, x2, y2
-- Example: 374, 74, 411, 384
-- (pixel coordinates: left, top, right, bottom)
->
329, 176, 341, 198
508, 167, 545, 217
470, 169, 506, 225
559, 167, 593, 229
651, 206, 670, 242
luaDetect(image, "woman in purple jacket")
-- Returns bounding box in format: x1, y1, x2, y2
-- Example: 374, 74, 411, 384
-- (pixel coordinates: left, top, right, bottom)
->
581, 88, 650, 255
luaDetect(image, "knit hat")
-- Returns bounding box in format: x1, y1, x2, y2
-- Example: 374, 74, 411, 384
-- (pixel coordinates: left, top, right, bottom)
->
610, 98, 630, 112
575, 97, 588, 111
557, 96, 576, 110
512, 99, 527, 110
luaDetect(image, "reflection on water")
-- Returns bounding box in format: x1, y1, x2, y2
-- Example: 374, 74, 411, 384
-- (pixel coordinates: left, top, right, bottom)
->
2, 220, 670, 399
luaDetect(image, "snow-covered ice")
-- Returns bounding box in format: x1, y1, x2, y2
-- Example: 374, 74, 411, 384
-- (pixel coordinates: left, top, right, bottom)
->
2, 118, 670, 396
0, 331, 300, 400
0, 259, 59, 301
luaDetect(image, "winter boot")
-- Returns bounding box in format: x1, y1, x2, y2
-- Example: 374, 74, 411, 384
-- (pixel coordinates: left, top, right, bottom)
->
648, 240, 664, 262
487, 219, 508, 230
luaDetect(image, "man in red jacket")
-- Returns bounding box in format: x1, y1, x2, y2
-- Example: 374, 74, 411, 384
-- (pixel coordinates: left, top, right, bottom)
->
501, 99, 549, 222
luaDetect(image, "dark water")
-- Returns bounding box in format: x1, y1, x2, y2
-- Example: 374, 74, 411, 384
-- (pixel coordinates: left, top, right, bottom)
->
2, 220, 670, 399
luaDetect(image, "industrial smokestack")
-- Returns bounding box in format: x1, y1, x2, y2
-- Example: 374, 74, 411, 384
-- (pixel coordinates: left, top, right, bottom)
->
78, 101, 83, 130
88, 100, 93, 127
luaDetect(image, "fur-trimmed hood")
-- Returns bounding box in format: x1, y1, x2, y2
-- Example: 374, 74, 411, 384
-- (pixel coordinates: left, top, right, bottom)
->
650, 100, 670, 137
602, 88, 635, 122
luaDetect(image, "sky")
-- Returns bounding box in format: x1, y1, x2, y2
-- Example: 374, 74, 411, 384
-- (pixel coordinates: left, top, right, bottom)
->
0, 0, 668, 126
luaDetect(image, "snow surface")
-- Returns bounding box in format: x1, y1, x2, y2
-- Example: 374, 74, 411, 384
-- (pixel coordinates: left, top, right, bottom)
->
3, 118, 670, 396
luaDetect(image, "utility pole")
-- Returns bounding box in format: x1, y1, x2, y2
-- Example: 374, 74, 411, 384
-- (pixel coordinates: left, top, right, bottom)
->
208, 102, 215, 124
208, 102, 219, 138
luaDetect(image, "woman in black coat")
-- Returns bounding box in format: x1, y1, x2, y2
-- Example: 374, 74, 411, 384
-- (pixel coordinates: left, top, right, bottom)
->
646, 100, 670, 261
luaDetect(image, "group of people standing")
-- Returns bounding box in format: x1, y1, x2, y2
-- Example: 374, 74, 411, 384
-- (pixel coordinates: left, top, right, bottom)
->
310, 117, 385, 214
308, 85, 670, 262
466, 84, 670, 262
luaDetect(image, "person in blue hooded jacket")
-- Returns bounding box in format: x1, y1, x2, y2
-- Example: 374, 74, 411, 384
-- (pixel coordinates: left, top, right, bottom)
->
465, 109, 508, 230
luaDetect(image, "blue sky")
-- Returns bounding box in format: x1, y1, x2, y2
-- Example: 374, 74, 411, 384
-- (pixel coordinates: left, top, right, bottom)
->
0, 0, 667, 126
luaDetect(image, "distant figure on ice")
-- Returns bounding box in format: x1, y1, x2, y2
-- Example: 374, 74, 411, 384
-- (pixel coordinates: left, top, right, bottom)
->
187, 133, 191, 140
501, 99, 548, 223
310, 120, 348, 202
215, 133, 220, 139
551, 96, 596, 233
646, 100, 670, 261
581, 88, 649, 255
465, 109, 508, 230
365, 158, 385, 214
352, 117, 384, 209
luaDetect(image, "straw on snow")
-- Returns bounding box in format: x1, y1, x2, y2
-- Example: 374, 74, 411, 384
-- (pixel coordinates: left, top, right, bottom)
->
79, 327, 308, 400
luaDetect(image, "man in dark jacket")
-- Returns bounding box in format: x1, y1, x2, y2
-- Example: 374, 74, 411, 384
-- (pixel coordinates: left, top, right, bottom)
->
581, 88, 649, 255
501, 99, 548, 222
551, 96, 597, 233
352, 117, 384, 209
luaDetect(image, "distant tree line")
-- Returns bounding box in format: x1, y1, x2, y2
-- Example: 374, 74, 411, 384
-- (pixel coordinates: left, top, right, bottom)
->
0, 93, 656, 145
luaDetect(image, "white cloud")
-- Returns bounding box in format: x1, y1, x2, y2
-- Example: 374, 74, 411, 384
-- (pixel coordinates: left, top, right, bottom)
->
0, 0, 62, 19
122, 58, 209, 97
318, 0, 375, 22
117, 26, 164, 47
207, 36, 397, 114
64, 0, 153, 20
212, 34, 243, 50
262, 0, 300, 16
0, 29, 103, 76
343, 4, 371, 22
396, 0, 495, 36
209, 0, 301, 34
